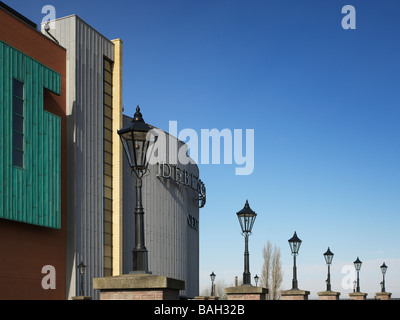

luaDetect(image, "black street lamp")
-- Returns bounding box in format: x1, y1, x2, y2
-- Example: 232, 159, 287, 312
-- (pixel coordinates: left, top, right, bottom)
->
323, 247, 334, 291
236, 200, 257, 286
380, 262, 388, 293
77, 261, 86, 296
288, 231, 302, 290
353, 257, 362, 293
210, 272, 216, 296
118, 106, 157, 274
254, 275, 259, 287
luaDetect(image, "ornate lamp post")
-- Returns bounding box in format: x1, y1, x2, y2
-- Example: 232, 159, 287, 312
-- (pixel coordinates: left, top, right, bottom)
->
353, 257, 362, 293
77, 261, 86, 296
236, 200, 257, 285
118, 106, 157, 273
323, 247, 334, 291
380, 262, 388, 292
254, 275, 259, 287
288, 231, 302, 290
210, 272, 216, 296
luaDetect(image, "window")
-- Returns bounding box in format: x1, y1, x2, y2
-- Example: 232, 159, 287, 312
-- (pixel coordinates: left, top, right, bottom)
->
12, 79, 24, 168
103, 58, 113, 277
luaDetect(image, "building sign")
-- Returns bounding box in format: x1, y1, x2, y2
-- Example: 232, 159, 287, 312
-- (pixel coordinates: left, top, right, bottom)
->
157, 162, 206, 208
187, 214, 199, 231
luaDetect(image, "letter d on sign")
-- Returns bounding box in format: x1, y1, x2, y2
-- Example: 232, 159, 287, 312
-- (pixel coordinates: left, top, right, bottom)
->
41, 265, 56, 290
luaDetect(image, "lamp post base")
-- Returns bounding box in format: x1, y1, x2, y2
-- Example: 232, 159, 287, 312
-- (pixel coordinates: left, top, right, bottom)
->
317, 291, 341, 300
375, 292, 392, 300
242, 272, 251, 286
132, 248, 150, 274
225, 286, 268, 300
93, 274, 185, 300
281, 289, 310, 300
349, 292, 368, 300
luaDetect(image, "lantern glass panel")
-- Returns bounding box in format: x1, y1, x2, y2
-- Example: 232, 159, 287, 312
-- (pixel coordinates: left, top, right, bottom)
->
78, 262, 86, 275
354, 257, 362, 271
288, 232, 302, 255
236, 200, 257, 235
210, 272, 216, 282
289, 241, 300, 254
324, 248, 334, 265
380, 263, 388, 275
121, 137, 133, 168
120, 128, 157, 172
237, 213, 256, 235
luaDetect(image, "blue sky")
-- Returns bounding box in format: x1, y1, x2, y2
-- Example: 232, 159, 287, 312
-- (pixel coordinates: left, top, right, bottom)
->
7, 0, 400, 298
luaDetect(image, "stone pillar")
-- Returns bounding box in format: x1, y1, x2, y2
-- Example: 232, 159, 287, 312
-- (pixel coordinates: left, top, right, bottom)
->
375, 292, 392, 300
225, 286, 268, 300
317, 291, 340, 300
280, 289, 310, 300
349, 292, 368, 300
93, 274, 185, 300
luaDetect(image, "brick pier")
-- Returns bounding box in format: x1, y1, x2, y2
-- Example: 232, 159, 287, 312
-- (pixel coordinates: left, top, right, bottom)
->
93, 274, 185, 300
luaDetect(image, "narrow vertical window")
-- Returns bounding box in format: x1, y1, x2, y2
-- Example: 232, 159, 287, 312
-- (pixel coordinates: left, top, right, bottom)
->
12, 79, 24, 168
103, 58, 113, 277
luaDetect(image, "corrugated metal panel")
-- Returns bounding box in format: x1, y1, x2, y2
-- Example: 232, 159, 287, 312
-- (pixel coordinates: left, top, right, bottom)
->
46, 16, 115, 299
0, 41, 61, 229
122, 116, 200, 298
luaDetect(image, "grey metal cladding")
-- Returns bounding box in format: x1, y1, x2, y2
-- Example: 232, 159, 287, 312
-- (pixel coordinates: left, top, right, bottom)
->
46, 15, 115, 300
122, 115, 200, 298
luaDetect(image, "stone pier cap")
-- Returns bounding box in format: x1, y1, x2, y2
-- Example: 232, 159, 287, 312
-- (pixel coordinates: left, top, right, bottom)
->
93, 274, 185, 291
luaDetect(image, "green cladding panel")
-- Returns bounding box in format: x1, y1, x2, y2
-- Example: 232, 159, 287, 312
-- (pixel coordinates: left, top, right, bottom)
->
0, 41, 62, 229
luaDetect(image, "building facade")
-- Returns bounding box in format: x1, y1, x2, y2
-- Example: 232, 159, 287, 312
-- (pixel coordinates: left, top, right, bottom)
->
43, 14, 206, 299
0, 2, 205, 300
40, 14, 124, 300
0, 2, 67, 299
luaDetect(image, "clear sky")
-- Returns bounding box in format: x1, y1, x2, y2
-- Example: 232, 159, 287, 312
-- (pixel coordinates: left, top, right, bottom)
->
7, 0, 400, 298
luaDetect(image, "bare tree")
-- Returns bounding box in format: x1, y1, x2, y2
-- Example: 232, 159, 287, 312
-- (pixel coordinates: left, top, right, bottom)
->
214, 279, 229, 299
261, 241, 272, 290
270, 245, 283, 299
261, 241, 283, 299
200, 279, 232, 300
